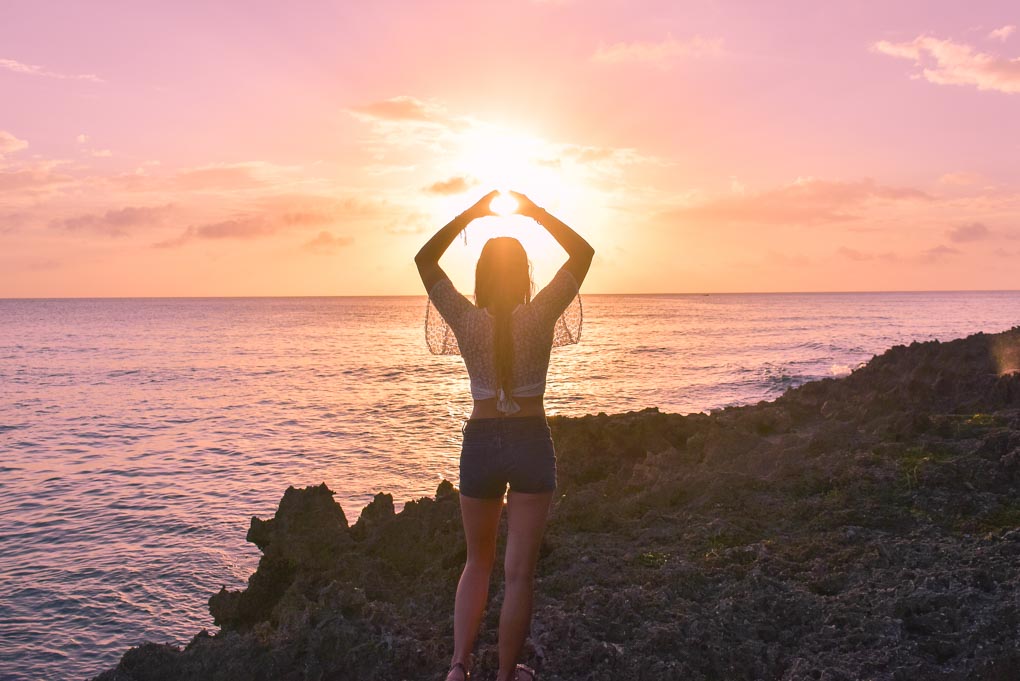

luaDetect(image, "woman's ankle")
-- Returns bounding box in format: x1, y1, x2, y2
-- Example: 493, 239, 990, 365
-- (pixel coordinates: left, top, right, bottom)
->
446, 661, 469, 680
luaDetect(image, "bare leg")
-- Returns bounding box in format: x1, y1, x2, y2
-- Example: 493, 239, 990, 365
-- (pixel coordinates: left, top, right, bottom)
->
450, 494, 504, 679
496, 490, 553, 681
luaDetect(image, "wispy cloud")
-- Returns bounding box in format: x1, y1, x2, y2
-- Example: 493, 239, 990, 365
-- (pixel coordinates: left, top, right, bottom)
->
938, 171, 982, 186
347, 95, 473, 156
302, 230, 353, 254
349, 96, 464, 130
592, 35, 724, 67
946, 222, 990, 242
423, 176, 478, 195
0, 57, 103, 82
919, 244, 961, 263
873, 35, 1020, 94
51, 204, 175, 238
836, 247, 898, 262
106, 161, 303, 193
0, 130, 28, 156
0, 212, 31, 234
837, 244, 964, 265
0, 164, 72, 194
989, 25, 1016, 43
171, 162, 295, 191
669, 178, 931, 226
154, 216, 274, 248
154, 195, 383, 248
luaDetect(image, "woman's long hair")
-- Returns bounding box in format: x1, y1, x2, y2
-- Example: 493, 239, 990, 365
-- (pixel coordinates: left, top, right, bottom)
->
475, 237, 532, 401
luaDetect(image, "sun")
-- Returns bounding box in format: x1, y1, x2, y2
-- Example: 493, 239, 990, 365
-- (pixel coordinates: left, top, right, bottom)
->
427, 121, 599, 287
453, 124, 574, 212
488, 191, 518, 216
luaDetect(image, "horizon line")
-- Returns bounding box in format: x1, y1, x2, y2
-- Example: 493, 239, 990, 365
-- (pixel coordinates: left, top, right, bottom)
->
2, 288, 1020, 301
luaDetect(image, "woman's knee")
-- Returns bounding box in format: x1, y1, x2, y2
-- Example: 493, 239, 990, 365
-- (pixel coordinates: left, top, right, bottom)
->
465, 544, 498, 573
503, 561, 536, 587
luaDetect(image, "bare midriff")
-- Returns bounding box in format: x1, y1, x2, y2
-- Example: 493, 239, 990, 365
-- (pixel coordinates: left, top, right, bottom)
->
469, 395, 546, 420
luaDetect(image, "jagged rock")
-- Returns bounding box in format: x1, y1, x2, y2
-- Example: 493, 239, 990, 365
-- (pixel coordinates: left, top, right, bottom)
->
94, 327, 1020, 681
209, 483, 351, 630
246, 483, 350, 568
350, 491, 395, 540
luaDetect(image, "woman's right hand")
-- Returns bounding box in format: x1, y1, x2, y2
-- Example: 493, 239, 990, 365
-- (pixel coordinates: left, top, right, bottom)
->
461, 190, 499, 221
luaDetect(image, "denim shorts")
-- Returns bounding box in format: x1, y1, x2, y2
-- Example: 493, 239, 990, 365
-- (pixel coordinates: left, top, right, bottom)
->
459, 416, 557, 499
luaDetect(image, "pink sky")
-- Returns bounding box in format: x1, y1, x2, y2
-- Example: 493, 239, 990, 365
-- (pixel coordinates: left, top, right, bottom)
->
2, 0, 1019, 296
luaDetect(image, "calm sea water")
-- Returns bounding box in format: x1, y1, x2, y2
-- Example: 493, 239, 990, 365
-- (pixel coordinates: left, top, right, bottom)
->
1, 292, 1019, 680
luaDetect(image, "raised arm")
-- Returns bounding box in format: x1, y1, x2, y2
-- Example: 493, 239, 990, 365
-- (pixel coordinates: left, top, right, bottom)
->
511, 191, 594, 286
414, 190, 497, 292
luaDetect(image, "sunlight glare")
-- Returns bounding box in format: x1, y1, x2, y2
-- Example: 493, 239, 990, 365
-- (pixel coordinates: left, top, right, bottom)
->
430, 121, 608, 289
489, 192, 518, 216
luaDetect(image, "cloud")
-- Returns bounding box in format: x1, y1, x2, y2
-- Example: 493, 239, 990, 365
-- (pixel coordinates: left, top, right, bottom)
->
669, 178, 931, 226
0, 165, 72, 194
534, 143, 660, 180
989, 25, 1016, 42
938, 171, 982, 186
51, 204, 175, 238
106, 161, 302, 193
563, 143, 654, 166
919, 244, 961, 263
348, 96, 471, 155
424, 176, 477, 195
349, 96, 455, 126
872, 35, 1020, 94
840, 244, 962, 265
27, 258, 62, 271
592, 35, 724, 67
946, 222, 990, 242
171, 162, 286, 191
837, 247, 874, 261
0, 130, 28, 156
384, 209, 430, 236
0, 57, 103, 82
836, 247, 898, 262
154, 216, 273, 248
302, 230, 353, 254
0, 212, 31, 234
154, 195, 382, 248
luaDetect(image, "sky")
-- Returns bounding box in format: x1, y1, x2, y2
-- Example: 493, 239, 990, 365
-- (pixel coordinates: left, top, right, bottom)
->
1, 0, 1019, 296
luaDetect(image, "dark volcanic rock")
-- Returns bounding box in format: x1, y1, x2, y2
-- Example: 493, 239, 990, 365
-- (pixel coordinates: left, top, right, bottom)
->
94, 327, 1020, 681
208, 483, 350, 630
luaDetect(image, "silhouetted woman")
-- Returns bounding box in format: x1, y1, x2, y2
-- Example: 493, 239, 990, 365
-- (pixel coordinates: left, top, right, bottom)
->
416, 190, 593, 681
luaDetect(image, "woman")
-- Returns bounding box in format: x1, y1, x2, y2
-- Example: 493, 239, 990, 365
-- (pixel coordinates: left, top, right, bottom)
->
415, 190, 594, 681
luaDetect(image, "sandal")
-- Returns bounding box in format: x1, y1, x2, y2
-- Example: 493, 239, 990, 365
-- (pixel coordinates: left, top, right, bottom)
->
445, 661, 470, 681
513, 664, 536, 681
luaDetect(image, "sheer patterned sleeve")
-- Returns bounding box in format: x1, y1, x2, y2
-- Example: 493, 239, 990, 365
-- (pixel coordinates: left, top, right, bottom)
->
530, 266, 580, 324
428, 276, 474, 329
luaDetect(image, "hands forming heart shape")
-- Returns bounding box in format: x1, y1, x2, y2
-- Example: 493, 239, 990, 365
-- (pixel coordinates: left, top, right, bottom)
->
462, 190, 542, 221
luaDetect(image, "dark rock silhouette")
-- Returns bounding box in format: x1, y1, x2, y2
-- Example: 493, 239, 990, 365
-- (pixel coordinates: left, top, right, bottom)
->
93, 328, 1020, 681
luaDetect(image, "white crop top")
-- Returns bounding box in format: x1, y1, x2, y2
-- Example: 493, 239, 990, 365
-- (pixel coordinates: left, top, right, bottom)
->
428, 267, 579, 413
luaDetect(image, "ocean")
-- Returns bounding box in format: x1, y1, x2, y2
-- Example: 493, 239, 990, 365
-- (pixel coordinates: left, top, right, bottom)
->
1, 291, 1018, 680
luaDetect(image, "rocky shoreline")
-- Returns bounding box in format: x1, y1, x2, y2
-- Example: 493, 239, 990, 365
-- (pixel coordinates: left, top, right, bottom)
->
93, 328, 1020, 680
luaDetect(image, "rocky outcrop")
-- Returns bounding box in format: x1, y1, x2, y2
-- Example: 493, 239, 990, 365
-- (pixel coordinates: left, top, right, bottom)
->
94, 328, 1020, 681
208, 483, 351, 631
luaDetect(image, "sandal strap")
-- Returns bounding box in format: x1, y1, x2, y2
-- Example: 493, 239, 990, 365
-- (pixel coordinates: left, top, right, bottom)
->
447, 661, 469, 680
514, 664, 536, 680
